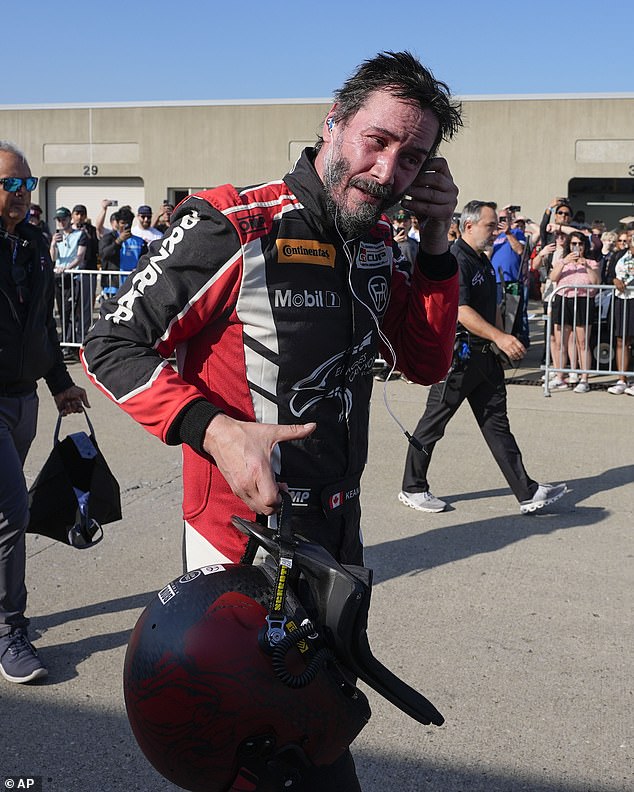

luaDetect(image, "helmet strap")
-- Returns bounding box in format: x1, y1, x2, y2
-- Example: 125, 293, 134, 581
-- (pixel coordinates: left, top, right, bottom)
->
262, 491, 298, 647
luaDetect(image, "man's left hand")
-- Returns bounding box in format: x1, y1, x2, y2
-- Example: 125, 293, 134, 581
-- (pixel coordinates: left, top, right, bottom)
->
400, 157, 458, 255
54, 385, 90, 416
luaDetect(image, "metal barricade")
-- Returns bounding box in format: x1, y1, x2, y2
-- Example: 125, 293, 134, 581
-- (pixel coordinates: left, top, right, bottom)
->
542, 283, 631, 395
55, 267, 128, 348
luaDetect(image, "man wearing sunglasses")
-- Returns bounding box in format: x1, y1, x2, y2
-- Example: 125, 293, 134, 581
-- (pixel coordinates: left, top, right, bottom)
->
540, 197, 577, 248
0, 140, 89, 684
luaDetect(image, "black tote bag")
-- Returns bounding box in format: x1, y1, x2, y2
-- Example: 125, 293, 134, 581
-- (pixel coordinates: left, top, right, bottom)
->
27, 409, 122, 548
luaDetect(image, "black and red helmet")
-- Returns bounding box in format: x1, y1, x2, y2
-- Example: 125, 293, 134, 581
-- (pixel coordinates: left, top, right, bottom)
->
124, 562, 370, 791
124, 512, 444, 791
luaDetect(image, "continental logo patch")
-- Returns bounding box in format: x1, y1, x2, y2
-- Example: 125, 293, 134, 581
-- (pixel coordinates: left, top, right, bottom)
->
276, 238, 336, 267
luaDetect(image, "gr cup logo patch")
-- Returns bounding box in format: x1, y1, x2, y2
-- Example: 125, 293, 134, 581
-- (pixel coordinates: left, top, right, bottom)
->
356, 241, 390, 269
276, 239, 336, 267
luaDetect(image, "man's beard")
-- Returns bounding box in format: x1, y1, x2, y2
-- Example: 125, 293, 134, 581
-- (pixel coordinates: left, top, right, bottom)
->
323, 151, 400, 237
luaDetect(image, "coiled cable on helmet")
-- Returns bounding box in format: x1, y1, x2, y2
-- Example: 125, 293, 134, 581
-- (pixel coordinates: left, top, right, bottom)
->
271, 622, 334, 689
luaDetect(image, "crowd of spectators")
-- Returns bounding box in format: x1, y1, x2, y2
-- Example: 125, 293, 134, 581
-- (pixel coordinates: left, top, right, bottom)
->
34, 193, 634, 394
38, 199, 173, 355
385, 197, 634, 394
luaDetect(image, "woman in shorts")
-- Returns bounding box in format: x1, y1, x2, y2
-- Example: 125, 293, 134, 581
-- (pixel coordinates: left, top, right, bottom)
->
549, 231, 600, 392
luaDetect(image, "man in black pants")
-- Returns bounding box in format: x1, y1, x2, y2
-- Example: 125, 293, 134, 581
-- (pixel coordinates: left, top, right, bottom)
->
0, 141, 89, 684
399, 200, 567, 515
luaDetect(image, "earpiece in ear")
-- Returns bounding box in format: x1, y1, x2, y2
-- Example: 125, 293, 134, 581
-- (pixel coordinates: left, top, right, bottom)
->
327, 117, 335, 132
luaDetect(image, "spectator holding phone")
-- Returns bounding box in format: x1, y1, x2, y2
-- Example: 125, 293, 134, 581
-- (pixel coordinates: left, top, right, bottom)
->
548, 231, 600, 393
152, 201, 173, 234
94, 198, 118, 240
98, 206, 147, 291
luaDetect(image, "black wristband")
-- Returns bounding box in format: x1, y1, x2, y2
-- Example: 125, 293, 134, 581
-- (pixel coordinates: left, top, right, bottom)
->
417, 249, 458, 281
166, 398, 224, 454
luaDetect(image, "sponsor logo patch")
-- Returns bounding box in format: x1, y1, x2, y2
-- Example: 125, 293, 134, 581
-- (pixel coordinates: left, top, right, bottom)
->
201, 564, 226, 575
158, 583, 177, 605
179, 570, 201, 583
105, 210, 201, 324
274, 289, 341, 309
356, 241, 390, 269
276, 238, 336, 267
233, 211, 266, 235
288, 487, 311, 507
368, 275, 389, 314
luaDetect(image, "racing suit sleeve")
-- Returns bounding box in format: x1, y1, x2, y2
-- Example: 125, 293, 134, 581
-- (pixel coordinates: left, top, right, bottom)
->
81, 196, 242, 444
380, 247, 458, 385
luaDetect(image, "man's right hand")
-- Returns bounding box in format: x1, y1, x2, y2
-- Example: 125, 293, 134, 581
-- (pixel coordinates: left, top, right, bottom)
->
495, 332, 526, 362
202, 414, 316, 516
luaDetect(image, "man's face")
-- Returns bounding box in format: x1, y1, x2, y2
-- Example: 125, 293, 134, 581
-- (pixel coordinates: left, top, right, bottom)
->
393, 215, 412, 233
320, 90, 440, 236
138, 213, 151, 229
0, 151, 32, 232
72, 209, 86, 227
117, 218, 131, 234
464, 207, 498, 252
56, 215, 71, 232
554, 206, 572, 224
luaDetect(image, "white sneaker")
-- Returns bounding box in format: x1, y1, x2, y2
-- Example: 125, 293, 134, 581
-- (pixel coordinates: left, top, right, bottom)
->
624, 386, 634, 397
398, 490, 446, 513
573, 381, 590, 393
520, 483, 567, 514
607, 382, 628, 395
552, 378, 569, 390
567, 373, 579, 384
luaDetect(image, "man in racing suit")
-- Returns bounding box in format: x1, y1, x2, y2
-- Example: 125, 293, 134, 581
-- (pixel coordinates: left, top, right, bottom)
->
82, 51, 462, 790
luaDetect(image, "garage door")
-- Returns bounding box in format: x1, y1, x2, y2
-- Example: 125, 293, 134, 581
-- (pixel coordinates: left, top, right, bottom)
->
45, 178, 145, 228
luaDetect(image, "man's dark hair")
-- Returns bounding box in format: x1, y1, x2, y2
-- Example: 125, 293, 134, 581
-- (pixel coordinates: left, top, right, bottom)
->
118, 207, 134, 225
319, 51, 462, 155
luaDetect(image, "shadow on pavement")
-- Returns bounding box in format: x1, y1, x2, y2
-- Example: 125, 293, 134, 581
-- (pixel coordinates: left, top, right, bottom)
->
33, 591, 155, 632
366, 506, 608, 585
0, 694, 624, 792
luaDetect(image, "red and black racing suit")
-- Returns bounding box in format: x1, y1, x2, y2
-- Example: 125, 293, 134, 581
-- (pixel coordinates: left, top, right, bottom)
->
82, 148, 458, 564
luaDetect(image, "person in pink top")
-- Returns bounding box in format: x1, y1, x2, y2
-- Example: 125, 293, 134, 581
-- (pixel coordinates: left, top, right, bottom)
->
549, 230, 600, 392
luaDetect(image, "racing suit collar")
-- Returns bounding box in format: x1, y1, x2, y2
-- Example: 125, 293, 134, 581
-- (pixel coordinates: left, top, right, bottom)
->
284, 147, 337, 235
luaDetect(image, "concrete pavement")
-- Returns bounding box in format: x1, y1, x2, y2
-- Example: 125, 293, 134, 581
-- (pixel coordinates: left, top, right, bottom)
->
1, 348, 631, 791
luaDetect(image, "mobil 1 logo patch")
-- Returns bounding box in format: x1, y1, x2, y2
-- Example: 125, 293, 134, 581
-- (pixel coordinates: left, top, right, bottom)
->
274, 289, 341, 309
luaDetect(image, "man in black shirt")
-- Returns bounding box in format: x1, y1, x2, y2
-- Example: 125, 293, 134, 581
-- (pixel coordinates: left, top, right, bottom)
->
399, 200, 567, 514
71, 204, 99, 345
0, 141, 89, 684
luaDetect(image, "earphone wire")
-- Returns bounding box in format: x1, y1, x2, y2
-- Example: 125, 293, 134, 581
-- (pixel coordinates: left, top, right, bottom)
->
333, 206, 412, 439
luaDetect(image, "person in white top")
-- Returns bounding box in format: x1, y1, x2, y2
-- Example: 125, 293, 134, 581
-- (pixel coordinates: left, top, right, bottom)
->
131, 205, 162, 245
